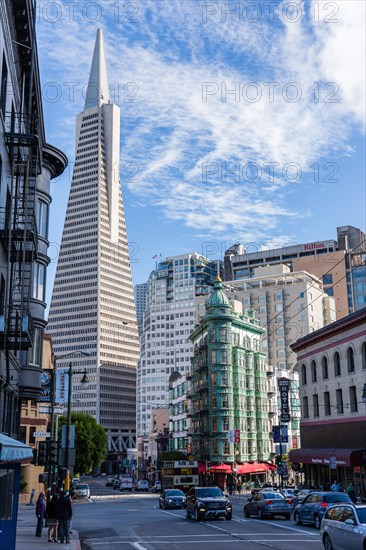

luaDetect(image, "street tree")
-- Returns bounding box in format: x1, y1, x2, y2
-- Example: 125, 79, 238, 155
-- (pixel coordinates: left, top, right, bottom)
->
58, 412, 107, 474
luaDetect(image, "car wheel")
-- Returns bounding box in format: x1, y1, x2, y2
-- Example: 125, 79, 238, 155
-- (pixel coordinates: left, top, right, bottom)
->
323, 534, 333, 550
226, 514, 232, 521
314, 514, 321, 530
258, 509, 264, 520
294, 512, 302, 525
284, 514, 291, 520
185, 507, 191, 519
244, 506, 250, 518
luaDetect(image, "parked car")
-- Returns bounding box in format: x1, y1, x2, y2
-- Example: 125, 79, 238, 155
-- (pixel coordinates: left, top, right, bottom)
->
244, 491, 292, 520
321, 503, 366, 550
294, 492, 352, 529
120, 478, 133, 492
153, 481, 162, 493
105, 477, 114, 487
75, 483, 90, 499
159, 489, 186, 509
186, 486, 232, 521
135, 480, 149, 492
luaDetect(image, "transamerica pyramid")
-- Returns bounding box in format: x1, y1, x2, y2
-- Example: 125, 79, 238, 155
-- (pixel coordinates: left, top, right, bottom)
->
48, 29, 140, 448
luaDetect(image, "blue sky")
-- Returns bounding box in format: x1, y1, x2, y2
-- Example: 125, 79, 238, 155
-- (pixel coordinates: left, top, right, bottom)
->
36, 0, 365, 307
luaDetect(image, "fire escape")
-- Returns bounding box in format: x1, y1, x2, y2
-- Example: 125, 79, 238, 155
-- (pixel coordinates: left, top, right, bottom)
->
0, 112, 40, 352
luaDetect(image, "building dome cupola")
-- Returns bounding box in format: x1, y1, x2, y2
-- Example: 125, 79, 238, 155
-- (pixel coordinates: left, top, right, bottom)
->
206, 273, 232, 312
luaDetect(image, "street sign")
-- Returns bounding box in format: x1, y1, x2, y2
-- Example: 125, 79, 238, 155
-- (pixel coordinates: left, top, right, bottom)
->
227, 430, 234, 444
38, 406, 51, 414
329, 456, 337, 470
280, 425, 288, 443
34, 432, 50, 438
234, 429, 240, 443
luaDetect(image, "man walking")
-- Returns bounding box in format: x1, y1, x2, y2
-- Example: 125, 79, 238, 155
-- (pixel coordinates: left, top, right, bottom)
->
55, 490, 73, 544
331, 479, 340, 492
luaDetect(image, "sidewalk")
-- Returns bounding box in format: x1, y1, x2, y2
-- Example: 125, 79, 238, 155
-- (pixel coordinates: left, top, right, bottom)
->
16, 504, 80, 550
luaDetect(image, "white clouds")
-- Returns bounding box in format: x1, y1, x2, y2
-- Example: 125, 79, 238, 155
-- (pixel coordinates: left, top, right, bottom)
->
37, 0, 365, 244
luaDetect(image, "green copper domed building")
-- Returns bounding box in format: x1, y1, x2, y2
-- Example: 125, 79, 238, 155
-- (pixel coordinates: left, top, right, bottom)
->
189, 275, 273, 467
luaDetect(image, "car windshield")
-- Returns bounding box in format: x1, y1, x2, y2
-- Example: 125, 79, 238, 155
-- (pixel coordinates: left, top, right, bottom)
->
356, 508, 366, 524
166, 490, 184, 496
196, 488, 223, 498
262, 493, 284, 500
324, 493, 352, 503
76, 485, 88, 490
284, 490, 295, 495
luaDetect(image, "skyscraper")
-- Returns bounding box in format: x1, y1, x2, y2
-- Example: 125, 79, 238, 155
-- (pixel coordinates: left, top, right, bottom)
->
48, 29, 139, 449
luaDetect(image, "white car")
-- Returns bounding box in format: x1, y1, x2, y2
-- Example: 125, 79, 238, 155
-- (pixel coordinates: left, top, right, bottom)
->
135, 480, 149, 492
75, 483, 90, 499
321, 503, 366, 550
120, 478, 133, 492
72, 477, 80, 485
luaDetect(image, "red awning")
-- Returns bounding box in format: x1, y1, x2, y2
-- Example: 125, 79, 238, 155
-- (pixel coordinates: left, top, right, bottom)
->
288, 448, 366, 467
236, 462, 276, 474
209, 464, 232, 473
198, 463, 207, 474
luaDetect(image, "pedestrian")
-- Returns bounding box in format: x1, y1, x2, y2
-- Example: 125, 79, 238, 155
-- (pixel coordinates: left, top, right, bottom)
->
35, 491, 46, 537
347, 481, 357, 503
45, 493, 59, 542
331, 479, 340, 492
55, 490, 73, 544
237, 480, 242, 494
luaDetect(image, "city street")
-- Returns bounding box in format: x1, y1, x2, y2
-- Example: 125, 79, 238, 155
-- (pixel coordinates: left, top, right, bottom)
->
74, 479, 323, 550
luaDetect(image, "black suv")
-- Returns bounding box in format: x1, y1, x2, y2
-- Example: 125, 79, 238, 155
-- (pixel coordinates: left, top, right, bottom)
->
186, 486, 232, 521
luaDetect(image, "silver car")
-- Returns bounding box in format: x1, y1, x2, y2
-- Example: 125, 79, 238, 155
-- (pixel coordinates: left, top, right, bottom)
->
75, 483, 90, 499
321, 504, 366, 550
244, 491, 292, 520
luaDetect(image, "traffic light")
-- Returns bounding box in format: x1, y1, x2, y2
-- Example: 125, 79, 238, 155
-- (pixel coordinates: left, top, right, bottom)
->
38, 441, 47, 466
275, 455, 282, 466
48, 440, 58, 465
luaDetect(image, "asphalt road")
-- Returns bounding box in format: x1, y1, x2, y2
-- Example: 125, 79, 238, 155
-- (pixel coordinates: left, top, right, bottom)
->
71, 478, 324, 550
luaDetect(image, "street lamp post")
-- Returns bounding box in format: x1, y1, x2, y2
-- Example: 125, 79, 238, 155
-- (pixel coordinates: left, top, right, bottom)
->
65, 361, 89, 475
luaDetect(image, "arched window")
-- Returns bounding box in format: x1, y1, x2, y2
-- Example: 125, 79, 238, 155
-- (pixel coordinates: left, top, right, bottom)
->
362, 342, 366, 370
334, 351, 341, 376
322, 356, 328, 379
347, 347, 355, 373
301, 364, 307, 385
311, 360, 317, 382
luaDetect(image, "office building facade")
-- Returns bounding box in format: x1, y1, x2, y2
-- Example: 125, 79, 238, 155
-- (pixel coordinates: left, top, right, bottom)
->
47, 30, 139, 450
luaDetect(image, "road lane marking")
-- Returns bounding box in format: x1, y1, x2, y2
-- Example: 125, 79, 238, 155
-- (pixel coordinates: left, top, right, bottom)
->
132, 543, 148, 550
262, 520, 320, 536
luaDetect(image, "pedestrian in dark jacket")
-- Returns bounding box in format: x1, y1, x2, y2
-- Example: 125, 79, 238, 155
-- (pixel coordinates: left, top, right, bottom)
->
55, 491, 73, 544
45, 493, 60, 542
35, 491, 46, 537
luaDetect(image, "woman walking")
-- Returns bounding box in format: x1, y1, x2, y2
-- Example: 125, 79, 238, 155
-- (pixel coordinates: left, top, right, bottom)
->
46, 493, 60, 542
35, 491, 46, 537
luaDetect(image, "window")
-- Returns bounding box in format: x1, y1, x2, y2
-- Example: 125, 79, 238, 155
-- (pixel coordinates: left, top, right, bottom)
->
324, 391, 331, 416
223, 441, 230, 454
323, 274, 333, 285
347, 347, 355, 373
349, 386, 358, 413
302, 396, 309, 418
212, 418, 217, 431
362, 342, 366, 370
213, 441, 218, 454
313, 394, 319, 417
211, 395, 217, 409
301, 364, 307, 385
334, 352, 341, 376
336, 389, 343, 414
222, 395, 229, 408
209, 328, 215, 342
211, 351, 216, 364
211, 372, 216, 386
322, 356, 328, 379
311, 360, 317, 382
220, 328, 227, 342
37, 200, 49, 238
32, 263, 46, 301
223, 418, 229, 431
0, 54, 8, 116
29, 327, 42, 366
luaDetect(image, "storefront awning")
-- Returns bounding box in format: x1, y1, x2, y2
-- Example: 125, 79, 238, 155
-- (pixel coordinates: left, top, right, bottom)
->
288, 448, 366, 467
236, 462, 276, 474
209, 464, 232, 473
0, 433, 34, 463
